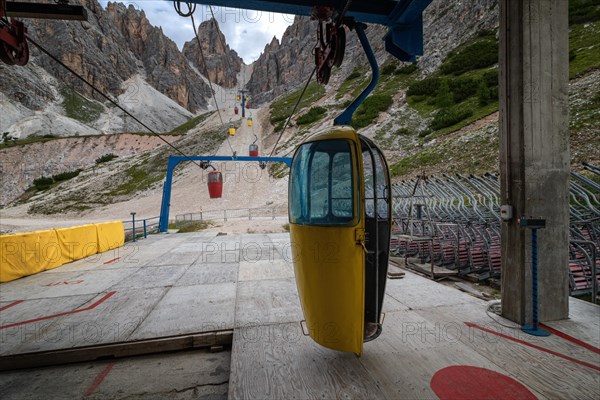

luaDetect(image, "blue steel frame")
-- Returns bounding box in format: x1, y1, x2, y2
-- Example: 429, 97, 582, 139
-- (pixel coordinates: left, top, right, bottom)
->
158, 155, 292, 232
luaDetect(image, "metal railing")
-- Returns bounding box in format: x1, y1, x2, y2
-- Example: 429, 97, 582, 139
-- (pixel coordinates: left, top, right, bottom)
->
175, 206, 288, 227
123, 215, 160, 242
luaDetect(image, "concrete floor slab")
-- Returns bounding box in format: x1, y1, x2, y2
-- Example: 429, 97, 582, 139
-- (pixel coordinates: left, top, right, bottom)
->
4, 288, 168, 355
110, 265, 190, 290
176, 263, 239, 286
237, 259, 293, 282
144, 251, 201, 267
130, 283, 237, 340
0, 268, 139, 301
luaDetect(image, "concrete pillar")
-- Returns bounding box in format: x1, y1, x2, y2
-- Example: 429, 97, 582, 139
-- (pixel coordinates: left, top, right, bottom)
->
499, 0, 570, 323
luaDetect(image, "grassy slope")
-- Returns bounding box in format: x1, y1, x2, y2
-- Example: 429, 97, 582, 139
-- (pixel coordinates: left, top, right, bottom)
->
25, 117, 226, 214
386, 19, 600, 179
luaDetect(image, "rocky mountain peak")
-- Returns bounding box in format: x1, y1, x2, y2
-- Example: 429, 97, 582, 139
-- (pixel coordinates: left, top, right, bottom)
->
182, 18, 244, 88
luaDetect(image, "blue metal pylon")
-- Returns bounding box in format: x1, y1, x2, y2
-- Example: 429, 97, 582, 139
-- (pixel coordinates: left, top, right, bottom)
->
158, 155, 292, 232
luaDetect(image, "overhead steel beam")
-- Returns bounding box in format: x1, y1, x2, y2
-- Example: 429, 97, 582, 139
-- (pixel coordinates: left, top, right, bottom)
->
4, 1, 88, 20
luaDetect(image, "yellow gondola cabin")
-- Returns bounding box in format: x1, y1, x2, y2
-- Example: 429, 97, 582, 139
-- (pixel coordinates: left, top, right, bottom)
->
288, 126, 392, 356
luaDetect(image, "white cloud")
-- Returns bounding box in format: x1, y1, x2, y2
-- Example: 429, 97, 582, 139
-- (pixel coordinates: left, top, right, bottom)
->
98, 1, 293, 63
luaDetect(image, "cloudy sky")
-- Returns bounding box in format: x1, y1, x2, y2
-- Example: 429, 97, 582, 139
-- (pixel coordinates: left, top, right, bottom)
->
99, 1, 294, 63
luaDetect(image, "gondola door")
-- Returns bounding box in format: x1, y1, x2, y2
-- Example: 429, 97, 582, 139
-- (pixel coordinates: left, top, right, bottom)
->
360, 136, 392, 342
289, 127, 365, 355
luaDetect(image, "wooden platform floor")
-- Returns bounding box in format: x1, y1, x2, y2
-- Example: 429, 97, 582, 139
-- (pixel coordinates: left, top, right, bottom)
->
1, 232, 599, 399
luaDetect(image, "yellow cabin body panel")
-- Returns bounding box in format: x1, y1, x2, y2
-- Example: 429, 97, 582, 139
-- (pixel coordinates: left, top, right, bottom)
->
290, 224, 365, 355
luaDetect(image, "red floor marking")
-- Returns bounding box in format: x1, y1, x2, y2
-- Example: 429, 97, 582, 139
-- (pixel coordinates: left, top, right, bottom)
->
84, 361, 116, 396
539, 323, 600, 355
43, 280, 84, 287
465, 322, 600, 372
0, 300, 24, 312
0, 291, 117, 330
431, 366, 538, 400
103, 257, 120, 265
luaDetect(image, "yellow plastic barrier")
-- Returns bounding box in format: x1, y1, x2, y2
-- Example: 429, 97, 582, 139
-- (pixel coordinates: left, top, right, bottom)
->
55, 224, 98, 263
0, 221, 126, 283
96, 221, 125, 252
0, 229, 62, 283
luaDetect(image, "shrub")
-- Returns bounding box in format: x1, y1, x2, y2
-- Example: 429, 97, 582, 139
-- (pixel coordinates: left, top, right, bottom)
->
482, 70, 499, 87
449, 76, 479, 103
569, 0, 600, 24
346, 70, 362, 81
478, 80, 492, 106
430, 107, 473, 131
396, 63, 418, 75
52, 169, 81, 182
96, 153, 118, 164
297, 106, 327, 125
489, 86, 499, 101
440, 38, 499, 76
436, 79, 454, 107
381, 63, 397, 75
33, 176, 53, 191
569, 49, 577, 62
407, 77, 440, 97
395, 128, 412, 136
410, 95, 427, 103
351, 94, 394, 129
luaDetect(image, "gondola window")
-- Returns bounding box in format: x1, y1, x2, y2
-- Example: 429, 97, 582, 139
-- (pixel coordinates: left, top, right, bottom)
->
290, 140, 355, 225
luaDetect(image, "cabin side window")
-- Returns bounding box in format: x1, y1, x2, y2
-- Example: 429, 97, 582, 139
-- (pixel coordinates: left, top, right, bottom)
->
362, 146, 389, 219
289, 139, 355, 226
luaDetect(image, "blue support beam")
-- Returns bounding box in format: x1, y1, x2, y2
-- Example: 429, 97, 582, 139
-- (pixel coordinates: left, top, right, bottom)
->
334, 23, 378, 126
158, 155, 292, 232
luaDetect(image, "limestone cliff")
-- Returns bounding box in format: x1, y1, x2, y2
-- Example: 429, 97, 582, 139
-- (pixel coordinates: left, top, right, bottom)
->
182, 18, 243, 88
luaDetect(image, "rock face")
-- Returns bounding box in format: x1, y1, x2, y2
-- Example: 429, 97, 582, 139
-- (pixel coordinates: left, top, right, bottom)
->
246, 1, 499, 104
182, 19, 243, 88
104, 2, 212, 111
245, 16, 388, 105
0, 0, 227, 138
419, 0, 499, 74
246, 17, 317, 105
25, 0, 211, 112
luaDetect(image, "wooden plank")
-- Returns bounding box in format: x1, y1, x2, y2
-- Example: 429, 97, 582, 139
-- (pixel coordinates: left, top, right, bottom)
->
407, 262, 458, 278
229, 322, 386, 400
453, 282, 494, 300
415, 305, 600, 399
543, 297, 600, 345
387, 264, 406, 279
0, 330, 233, 371
234, 279, 303, 328
385, 270, 484, 310
358, 310, 534, 399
